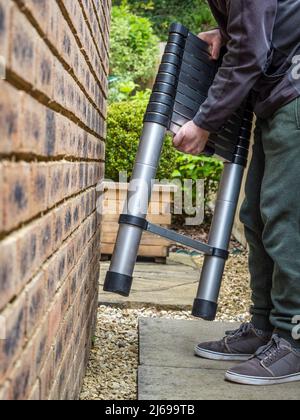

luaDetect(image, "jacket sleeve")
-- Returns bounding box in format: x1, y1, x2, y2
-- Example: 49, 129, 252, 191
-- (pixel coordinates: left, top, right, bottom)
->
193, 0, 278, 132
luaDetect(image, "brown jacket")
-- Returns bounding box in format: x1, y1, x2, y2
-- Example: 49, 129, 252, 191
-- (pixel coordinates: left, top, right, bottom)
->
194, 0, 300, 132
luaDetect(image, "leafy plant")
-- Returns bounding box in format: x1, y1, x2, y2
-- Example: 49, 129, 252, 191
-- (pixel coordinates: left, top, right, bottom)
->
114, 0, 216, 41
106, 96, 177, 181
110, 5, 159, 85
172, 154, 223, 201
108, 78, 138, 103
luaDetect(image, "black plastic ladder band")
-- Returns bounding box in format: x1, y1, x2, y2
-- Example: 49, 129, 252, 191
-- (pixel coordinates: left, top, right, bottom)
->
119, 214, 229, 260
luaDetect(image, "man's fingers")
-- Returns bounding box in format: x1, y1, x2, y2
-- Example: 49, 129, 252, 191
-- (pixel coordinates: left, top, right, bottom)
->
211, 42, 221, 60
197, 32, 207, 41
173, 130, 184, 147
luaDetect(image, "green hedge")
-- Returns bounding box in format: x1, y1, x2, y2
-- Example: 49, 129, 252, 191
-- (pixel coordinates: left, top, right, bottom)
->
106, 95, 223, 198
106, 98, 177, 181
110, 5, 159, 85
113, 0, 215, 40
172, 154, 223, 202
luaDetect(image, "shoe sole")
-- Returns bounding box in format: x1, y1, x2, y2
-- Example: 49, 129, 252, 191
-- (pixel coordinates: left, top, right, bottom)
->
195, 347, 252, 362
225, 371, 300, 386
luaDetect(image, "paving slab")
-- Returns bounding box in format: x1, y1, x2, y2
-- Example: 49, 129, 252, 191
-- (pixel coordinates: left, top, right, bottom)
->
99, 261, 199, 308
139, 318, 239, 370
138, 318, 300, 400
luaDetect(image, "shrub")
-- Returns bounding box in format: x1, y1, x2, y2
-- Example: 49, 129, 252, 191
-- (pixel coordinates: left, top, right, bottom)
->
114, 0, 216, 41
108, 78, 138, 103
105, 96, 177, 181
172, 154, 223, 202
110, 5, 159, 85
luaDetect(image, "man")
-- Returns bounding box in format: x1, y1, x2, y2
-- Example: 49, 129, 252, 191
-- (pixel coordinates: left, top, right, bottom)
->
173, 0, 300, 386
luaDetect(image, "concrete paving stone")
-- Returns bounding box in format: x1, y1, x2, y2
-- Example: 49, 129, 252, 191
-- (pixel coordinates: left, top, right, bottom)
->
139, 318, 238, 369
138, 366, 299, 400
99, 262, 200, 307
138, 318, 300, 401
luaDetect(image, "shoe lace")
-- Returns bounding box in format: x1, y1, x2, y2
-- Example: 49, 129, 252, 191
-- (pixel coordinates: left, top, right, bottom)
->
225, 322, 254, 338
254, 335, 282, 362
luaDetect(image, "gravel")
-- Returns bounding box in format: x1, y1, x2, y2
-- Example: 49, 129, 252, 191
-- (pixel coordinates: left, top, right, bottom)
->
80, 250, 251, 400
80, 306, 195, 401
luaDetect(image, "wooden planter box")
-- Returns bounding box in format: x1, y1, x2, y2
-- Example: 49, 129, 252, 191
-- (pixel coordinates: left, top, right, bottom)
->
100, 182, 176, 260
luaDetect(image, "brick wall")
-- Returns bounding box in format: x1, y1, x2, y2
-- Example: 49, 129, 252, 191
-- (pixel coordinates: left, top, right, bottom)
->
0, 0, 111, 400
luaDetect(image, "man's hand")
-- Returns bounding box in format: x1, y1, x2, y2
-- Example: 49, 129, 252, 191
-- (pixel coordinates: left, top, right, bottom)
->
198, 29, 223, 60
173, 121, 210, 156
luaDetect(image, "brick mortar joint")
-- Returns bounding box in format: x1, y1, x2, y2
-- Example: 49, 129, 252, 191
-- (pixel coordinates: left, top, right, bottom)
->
86, 0, 111, 58
0, 183, 101, 241
55, 0, 109, 87
13, 0, 108, 101
0, 250, 100, 391
78, 0, 109, 58
5, 71, 105, 140
99, 0, 112, 36
0, 219, 101, 343
0, 153, 106, 164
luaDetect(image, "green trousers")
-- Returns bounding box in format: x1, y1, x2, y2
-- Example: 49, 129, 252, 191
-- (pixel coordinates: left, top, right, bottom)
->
240, 97, 300, 340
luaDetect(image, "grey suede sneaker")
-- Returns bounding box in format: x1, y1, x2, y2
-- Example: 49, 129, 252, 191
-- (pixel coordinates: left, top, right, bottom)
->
195, 323, 272, 361
226, 335, 300, 385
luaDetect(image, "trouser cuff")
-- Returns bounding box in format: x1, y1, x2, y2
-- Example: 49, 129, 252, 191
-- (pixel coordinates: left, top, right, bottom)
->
251, 314, 274, 333
275, 329, 300, 349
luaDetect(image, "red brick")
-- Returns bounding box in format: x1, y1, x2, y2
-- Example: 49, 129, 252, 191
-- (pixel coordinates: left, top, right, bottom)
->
68, 266, 78, 302
10, 340, 35, 400
62, 202, 73, 239
30, 163, 49, 215
0, 164, 3, 232
30, 317, 48, 377
0, 380, 12, 400
39, 347, 54, 400
0, 0, 110, 401
52, 61, 66, 108
48, 378, 59, 401
24, 0, 50, 25
47, 290, 62, 348
62, 306, 74, 348
56, 116, 70, 156
52, 206, 64, 252
58, 21, 74, 66
55, 343, 74, 400
0, 292, 26, 381
43, 243, 68, 302
34, 39, 54, 100
19, 94, 46, 156
9, 6, 37, 86
0, 0, 11, 64
0, 235, 19, 311
62, 279, 70, 313
38, 212, 54, 262
28, 379, 40, 400
65, 76, 76, 115
16, 213, 53, 289
62, 371, 75, 401
0, 82, 23, 154
25, 272, 46, 338
45, 0, 60, 46
48, 162, 64, 206
71, 195, 82, 231
2, 162, 31, 231
16, 220, 41, 290
53, 325, 64, 370
45, 108, 57, 157
69, 163, 80, 196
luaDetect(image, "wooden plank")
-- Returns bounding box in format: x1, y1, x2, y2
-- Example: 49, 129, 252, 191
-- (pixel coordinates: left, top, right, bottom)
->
101, 243, 169, 258
101, 232, 171, 246
102, 199, 172, 215
102, 182, 176, 203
